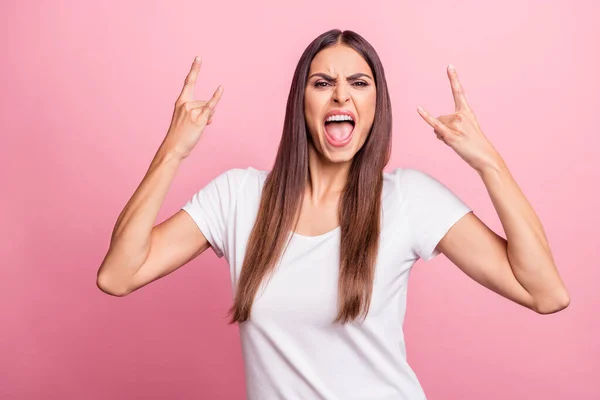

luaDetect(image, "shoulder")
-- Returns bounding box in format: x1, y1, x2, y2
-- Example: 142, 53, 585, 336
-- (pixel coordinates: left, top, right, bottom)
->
383, 167, 440, 196
384, 167, 466, 210
209, 166, 268, 190
385, 167, 438, 185
185, 167, 268, 206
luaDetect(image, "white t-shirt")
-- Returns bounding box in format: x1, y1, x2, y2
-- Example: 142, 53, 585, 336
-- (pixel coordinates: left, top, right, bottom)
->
182, 166, 472, 400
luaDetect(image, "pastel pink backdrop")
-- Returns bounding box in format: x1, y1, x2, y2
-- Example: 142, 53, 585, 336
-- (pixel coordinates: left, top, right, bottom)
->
2, 0, 598, 399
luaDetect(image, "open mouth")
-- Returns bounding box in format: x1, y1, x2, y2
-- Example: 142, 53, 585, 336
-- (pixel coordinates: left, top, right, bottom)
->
323, 119, 355, 147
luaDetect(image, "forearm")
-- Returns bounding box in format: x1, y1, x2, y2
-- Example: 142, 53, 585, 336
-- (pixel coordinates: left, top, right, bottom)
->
478, 160, 570, 311
98, 145, 183, 287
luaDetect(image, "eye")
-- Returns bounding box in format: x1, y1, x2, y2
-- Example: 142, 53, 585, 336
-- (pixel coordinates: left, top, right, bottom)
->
313, 80, 369, 88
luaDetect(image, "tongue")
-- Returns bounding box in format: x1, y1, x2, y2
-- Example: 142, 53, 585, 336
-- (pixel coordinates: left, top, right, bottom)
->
324, 122, 354, 140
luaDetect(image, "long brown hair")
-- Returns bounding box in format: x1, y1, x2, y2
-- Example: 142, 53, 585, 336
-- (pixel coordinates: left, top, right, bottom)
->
228, 29, 393, 324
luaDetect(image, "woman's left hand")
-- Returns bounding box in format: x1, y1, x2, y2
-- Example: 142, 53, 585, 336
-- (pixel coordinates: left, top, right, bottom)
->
417, 64, 504, 173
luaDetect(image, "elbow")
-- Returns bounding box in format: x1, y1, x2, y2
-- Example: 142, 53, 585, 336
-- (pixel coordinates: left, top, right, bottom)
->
533, 291, 571, 315
96, 272, 130, 297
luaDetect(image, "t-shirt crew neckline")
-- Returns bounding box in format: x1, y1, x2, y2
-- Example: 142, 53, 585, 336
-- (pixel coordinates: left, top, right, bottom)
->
292, 225, 341, 239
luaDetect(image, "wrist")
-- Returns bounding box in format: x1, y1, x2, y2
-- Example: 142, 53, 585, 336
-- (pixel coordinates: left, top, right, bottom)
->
154, 145, 185, 167
476, 154, 507, 177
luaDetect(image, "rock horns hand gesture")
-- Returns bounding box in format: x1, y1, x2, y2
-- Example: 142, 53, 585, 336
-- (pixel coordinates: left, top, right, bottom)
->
162, 56, 224, 160
417, 64, 502, 173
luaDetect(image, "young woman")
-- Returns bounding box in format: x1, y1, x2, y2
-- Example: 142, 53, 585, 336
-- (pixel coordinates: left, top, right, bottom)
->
97, 29, 570, 400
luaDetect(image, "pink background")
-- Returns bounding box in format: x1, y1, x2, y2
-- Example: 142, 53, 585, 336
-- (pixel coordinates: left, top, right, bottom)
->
2, 0, 598, 399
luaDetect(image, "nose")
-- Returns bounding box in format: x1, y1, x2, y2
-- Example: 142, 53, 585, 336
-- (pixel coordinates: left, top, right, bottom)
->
333, 83, 350, 104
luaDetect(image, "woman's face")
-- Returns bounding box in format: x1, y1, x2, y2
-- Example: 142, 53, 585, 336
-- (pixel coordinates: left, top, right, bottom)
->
304, 44, 376, 163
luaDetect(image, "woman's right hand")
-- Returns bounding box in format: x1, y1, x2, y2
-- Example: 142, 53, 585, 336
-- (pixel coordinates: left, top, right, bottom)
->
162, 56, 224, 160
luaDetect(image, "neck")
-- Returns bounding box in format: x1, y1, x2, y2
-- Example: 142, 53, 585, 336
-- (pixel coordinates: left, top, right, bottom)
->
306, 143, 350, 205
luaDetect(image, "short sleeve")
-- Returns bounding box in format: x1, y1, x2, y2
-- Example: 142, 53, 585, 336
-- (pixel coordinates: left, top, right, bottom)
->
181, 168, 249, 258
397, 168, 472, 262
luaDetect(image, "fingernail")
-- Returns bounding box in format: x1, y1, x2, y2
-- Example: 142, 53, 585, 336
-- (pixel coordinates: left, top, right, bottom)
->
448, 64, 455, 71
195, 56, 201, 63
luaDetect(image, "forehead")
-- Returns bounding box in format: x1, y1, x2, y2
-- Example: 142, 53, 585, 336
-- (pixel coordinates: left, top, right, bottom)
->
309, 45, 372, 76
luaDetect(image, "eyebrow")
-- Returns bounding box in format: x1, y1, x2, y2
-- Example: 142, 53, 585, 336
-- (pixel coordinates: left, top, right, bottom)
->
308, 72, 373, 82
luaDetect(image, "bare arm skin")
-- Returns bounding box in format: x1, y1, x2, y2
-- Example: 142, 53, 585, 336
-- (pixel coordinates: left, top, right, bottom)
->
95, 150, 210, 296
96, 56, 224, 296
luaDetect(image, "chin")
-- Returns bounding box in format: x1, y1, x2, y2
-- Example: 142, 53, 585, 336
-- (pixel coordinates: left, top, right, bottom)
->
319, 136, 362, 164
325, 152, 355, 164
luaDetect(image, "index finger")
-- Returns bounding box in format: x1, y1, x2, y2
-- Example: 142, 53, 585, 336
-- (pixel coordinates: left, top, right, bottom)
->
177, 56, 202, 103
447, 64, 471, 112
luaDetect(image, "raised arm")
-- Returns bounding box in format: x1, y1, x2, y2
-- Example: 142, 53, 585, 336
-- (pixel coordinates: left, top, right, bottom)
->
96, 56, 224, 296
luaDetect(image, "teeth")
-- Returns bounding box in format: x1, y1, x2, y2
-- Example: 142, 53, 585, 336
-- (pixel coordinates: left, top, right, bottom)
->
325, 114, 354, 123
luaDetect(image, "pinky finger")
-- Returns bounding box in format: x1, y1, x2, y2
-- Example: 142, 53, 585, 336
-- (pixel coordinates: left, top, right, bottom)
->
206, 85, 224, 111
206, 106, 216, 123
417, 106, 452, 138
207, 108, 215, 125
196, 104, 214, 125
